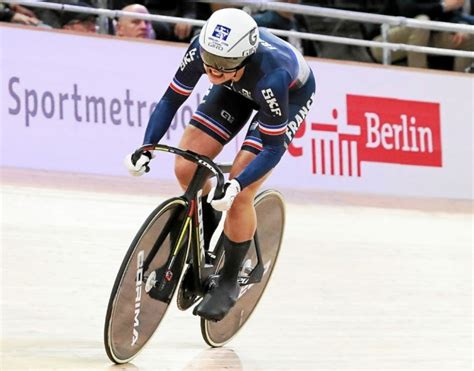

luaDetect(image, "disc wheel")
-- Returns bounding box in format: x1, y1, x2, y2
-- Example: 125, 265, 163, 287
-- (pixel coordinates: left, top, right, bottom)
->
200, 190, 285, 347
104, 197, 189, 364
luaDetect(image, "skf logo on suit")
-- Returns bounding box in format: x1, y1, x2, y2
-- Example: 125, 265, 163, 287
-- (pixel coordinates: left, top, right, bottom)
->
261, 88, 282, 116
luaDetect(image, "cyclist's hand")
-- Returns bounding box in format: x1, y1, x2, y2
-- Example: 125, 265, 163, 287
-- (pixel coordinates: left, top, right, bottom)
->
207, 179, 241, 211
124, 150, 153, 176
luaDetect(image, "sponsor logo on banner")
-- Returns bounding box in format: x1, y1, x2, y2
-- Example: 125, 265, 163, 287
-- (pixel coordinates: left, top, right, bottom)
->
289, 95, 442, 176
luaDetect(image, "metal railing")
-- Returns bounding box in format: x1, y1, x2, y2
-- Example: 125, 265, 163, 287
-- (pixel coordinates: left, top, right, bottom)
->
2, 0, 473, 64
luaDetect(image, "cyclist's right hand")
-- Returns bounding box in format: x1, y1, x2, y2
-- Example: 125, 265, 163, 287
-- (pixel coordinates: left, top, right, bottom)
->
124, 150, 153, 176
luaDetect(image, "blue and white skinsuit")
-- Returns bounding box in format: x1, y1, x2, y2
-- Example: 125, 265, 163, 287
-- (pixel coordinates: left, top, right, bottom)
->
143, 28, 316, 189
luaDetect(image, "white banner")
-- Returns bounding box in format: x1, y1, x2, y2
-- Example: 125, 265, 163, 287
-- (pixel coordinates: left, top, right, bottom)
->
1, 25, 473, 199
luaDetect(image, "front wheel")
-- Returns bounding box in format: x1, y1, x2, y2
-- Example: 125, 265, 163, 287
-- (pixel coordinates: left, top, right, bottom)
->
104, 197, 189, 364
200, 190, 285, 347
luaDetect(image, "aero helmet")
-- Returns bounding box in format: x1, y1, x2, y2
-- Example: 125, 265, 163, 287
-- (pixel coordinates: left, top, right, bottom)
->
199, 8, 260, 72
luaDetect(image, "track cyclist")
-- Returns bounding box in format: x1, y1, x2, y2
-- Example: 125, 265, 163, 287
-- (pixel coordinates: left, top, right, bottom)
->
125, 8, 316, 321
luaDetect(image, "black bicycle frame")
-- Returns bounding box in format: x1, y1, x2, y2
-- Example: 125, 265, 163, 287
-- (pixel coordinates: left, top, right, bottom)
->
135, 144, 266, 295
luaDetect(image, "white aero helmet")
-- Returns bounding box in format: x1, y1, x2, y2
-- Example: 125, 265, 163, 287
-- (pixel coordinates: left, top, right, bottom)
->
199, 8, 259, 72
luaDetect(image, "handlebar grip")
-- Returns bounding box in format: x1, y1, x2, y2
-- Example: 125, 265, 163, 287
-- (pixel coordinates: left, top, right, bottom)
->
213, 184, 225, 200
132, 149, 152, 173
131, 149, 143, 165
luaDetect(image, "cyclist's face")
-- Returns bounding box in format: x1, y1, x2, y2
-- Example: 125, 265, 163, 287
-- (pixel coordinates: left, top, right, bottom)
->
204, 65, 237, 84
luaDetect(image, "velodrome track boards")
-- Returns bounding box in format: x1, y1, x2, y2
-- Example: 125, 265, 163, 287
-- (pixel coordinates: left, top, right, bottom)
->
1, 168, 471, 370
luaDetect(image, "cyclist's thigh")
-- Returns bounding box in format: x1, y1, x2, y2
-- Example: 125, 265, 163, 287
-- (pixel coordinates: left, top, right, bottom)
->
179, 125, 223, 159
189, 84, 257, 146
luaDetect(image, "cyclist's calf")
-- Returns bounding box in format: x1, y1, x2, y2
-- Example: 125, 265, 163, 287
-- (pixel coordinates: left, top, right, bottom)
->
224, 187, 258, 242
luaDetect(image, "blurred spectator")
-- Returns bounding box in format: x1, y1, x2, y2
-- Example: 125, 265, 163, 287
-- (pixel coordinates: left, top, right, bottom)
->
368, 1, 430, 68
33, 0, 96, 29
300, 0, 373, 62
369, 0, 473, 71
111, 0, 196, 42
116, 4, 155, 39
0, 3, 40, 25
252, 0, 318, 56
60, 2, 98, 33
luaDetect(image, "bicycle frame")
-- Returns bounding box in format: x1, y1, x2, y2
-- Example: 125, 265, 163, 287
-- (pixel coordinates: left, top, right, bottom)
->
135, 144, 266, 297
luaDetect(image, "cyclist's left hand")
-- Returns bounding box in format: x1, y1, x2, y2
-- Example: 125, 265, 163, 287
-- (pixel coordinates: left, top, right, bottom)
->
207, 179, 241, 211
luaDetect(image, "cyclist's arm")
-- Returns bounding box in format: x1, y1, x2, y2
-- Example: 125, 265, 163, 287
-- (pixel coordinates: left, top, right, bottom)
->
143, 40, 204, 144
235, 69, 290, 189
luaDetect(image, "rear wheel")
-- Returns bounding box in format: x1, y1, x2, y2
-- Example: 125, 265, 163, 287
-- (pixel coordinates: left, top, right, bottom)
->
200, 190, 285, 347
104, 197, 190, 364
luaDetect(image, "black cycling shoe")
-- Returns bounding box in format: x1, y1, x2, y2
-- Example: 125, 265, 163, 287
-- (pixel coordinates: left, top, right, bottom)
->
193, 277, 240, 321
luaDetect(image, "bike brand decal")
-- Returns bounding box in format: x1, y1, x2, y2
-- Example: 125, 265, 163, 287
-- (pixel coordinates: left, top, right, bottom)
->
180, 48, 197, 71
131, 250, 145, 346
197, 159, 218, 175
261, 88, 282, 116
197, 190, 205, 252
288, 94, 442, 176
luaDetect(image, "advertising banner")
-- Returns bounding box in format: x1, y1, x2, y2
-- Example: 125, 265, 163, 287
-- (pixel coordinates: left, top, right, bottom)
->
1, 25, 473, 199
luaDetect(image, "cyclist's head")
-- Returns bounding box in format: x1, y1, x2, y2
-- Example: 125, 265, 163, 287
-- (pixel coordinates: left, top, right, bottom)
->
199, 8, 259, 73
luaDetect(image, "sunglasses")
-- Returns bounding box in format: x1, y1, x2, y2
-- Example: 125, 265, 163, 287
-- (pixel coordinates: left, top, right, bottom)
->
202, 62, 240, 73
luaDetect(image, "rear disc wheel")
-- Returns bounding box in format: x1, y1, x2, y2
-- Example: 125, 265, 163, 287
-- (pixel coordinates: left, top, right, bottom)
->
200, 190, 285, 347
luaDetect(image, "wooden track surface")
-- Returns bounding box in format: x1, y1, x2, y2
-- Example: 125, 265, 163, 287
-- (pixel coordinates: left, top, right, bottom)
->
1, 168, 472, 370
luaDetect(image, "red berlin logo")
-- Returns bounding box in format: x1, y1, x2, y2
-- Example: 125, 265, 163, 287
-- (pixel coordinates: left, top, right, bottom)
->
289, 94, 442, 176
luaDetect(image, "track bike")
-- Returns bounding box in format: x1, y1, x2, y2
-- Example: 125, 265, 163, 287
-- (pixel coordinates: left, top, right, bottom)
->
104, 144, 285, 364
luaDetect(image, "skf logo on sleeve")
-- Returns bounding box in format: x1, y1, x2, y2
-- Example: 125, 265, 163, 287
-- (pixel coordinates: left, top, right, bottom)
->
261, 88, 282, 116
212, 25, 231, 41
180, 48, 197, 71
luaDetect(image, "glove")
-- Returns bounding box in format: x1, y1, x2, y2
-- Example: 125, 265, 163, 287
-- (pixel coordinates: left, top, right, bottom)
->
207, 179, 241, 212
124, 151, 153, 176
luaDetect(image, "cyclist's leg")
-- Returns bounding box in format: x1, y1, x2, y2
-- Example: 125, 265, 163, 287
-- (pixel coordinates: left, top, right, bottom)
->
175, 125, 223, 194
174, 84, 256, 194
175, 85, 256, 253
196, 72, 316, 321
194, 149, 270, 321
224, 150, 271, 242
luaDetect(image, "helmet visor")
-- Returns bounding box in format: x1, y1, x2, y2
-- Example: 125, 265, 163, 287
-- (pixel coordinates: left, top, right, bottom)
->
200, 47, 247, 72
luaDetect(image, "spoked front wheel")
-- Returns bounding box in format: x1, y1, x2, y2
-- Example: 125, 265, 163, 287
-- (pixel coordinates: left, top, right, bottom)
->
201, 189, 285, 347
104, 197, 189, 364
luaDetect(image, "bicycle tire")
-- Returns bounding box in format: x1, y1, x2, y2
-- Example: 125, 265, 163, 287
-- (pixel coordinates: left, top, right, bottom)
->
104, 197, 190, 364
200, 189, 285, 347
